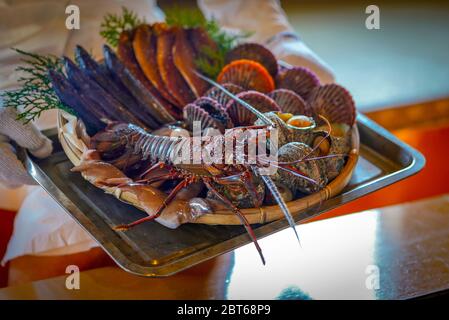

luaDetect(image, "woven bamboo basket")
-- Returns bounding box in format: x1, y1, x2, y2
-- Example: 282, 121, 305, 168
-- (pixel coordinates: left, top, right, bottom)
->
58, 110, 359, 225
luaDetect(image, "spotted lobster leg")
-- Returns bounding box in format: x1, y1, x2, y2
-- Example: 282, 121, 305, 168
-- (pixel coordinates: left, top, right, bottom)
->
214, 170, 263, 208
114, 176, 194, 231
203, 178, 266, 265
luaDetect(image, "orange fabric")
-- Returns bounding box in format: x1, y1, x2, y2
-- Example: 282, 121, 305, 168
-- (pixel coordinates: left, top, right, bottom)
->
311, 125, 449, 222
0, 209, 16, 288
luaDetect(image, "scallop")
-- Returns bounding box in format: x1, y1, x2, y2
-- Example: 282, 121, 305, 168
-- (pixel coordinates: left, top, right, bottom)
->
225, 91, 281, 126
225, 43, 279, 78
268, 89, 312, 115
217, 59, 275, 93
204, 83, 245, 108
307, 84, 356, 126
183, 97, 232, 133
276, 67, 320, 100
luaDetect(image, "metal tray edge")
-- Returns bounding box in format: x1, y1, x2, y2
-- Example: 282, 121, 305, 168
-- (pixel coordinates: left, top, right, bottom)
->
19, 114, 426, 276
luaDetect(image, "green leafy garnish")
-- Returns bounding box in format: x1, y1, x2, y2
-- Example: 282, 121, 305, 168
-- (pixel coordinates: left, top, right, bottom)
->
1, 49, 73, 124
100, 7, 145, 47
194, 44, 225, 80
99, 6, 252, 77
165, 7, 252, 78
201, 20, 253, 78
165, 6, 207, 29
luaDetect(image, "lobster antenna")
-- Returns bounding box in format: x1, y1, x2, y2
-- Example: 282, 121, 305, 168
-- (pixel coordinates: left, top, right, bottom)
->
253, 166, 300, 244
193, 71, 276, 127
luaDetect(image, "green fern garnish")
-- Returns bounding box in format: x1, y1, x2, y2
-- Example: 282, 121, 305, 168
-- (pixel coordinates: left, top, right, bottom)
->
100, 7, 144, 47
1, 49, 73, 124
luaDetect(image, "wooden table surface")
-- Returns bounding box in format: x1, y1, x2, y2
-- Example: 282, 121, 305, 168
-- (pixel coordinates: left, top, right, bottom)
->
1, 194, 449, 300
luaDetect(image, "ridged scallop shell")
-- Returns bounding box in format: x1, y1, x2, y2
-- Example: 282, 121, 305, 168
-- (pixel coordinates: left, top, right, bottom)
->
204, 83, 244, 108
183, 97, 232, 133
225, 43, 279, 78
268, 89, 312, 116
274, 142, 327, 194
225, 91, 281, 126
217, 59, 275, 93
278, 64, 289, 74
276, 67, 320, 100
307, 84, 356, 126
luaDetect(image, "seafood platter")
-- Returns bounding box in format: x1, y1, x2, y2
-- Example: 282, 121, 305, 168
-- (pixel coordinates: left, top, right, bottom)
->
11, 10, 424, 274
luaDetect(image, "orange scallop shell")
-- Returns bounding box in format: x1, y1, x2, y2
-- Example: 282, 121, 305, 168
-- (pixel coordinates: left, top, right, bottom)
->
217, 59, 275, 93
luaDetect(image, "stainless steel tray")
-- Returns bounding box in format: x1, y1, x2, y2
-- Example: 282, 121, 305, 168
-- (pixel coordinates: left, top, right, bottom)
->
19, 113, 425, 276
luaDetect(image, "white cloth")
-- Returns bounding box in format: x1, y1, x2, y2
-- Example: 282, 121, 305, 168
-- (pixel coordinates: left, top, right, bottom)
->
0, 104, 53, 188
1, 188, 97, 265
1, 0, 164, 263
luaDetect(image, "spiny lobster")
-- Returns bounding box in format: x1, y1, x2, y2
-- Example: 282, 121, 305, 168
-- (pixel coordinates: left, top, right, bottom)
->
75, 79, 341, 264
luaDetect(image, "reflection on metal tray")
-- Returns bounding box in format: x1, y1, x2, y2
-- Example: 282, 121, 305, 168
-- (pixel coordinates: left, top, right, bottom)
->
19, 113, 425, 277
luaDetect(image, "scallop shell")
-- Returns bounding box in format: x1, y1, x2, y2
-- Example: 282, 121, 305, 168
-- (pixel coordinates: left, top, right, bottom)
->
225, 43, 279, 78
276, 67, 320, 100
274, 142, 327, 194
183, 97, 232, 133
225, 91, 281, 126
204, 83, 244, 108
217, 59, 275, 93
154, 24, 197, 107
268, 89, 312, 116
307, 84, 356, 126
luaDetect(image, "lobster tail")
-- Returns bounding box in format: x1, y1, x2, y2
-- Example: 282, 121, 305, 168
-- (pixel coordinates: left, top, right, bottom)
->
90, 123, 188, 174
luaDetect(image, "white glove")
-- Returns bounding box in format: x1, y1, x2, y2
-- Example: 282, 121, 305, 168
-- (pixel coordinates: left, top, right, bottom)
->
0, 101, 53, 188
198, 0, 335, 83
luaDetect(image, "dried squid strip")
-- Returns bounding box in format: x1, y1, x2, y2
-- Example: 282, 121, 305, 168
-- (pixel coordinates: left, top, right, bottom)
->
118, 30, 181, 119
154, 24, 196, 108
173, 28, 210, 98
132, 24, 181, 107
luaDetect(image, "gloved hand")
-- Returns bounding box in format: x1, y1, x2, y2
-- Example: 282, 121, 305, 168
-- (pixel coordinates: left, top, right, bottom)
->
198, 0, 335, 83
0, 100, 53, 188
